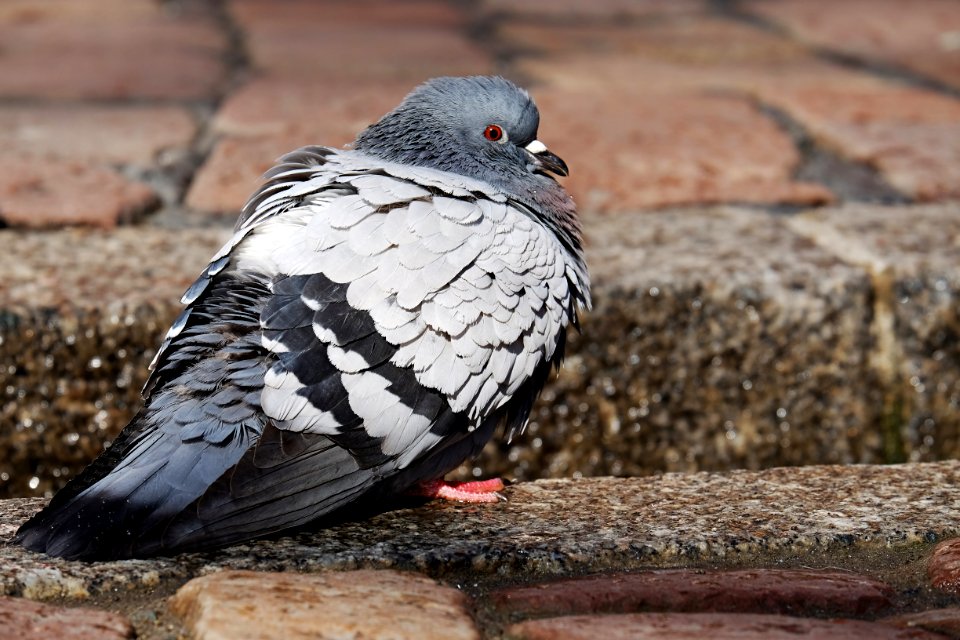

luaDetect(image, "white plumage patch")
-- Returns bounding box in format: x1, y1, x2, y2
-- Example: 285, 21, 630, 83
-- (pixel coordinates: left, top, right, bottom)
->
233, 150, 588, 460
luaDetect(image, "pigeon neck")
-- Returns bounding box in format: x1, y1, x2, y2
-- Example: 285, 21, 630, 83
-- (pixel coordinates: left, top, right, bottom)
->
354, 118, 584, 265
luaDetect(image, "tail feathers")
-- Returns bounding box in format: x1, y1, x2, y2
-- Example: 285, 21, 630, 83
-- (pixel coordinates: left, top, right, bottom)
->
14, 417, 259, 561
151, 427, 380, 554
15, 422, 384, 559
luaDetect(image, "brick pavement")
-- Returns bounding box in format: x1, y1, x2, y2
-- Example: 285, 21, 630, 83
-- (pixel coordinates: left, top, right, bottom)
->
3, 465, 960, 639
1, 0, 957, 226
2, 1, 960, 638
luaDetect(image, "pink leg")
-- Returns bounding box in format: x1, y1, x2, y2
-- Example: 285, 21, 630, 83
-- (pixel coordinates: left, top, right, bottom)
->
411, 478, 506, 503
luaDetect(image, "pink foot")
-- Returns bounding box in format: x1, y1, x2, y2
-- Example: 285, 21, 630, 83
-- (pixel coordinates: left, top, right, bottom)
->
411, 478, 506, 503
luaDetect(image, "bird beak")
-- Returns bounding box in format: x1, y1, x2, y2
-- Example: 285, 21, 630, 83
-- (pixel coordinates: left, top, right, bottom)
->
525, 139, 569, 177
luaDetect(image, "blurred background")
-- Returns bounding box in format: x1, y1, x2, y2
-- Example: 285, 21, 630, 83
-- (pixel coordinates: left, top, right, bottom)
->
1, 0, 959, 499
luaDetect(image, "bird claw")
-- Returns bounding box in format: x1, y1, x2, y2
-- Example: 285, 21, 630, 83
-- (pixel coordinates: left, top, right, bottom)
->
410, 478, 507, 504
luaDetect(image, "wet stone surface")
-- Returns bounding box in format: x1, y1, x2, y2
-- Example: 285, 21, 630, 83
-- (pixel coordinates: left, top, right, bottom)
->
1, 463, 959, 600
884, 608, 960, 638
505, 612, 947, 640
0, 228, 229, 499
929, 539, 960, 594
492, 569, 894, 618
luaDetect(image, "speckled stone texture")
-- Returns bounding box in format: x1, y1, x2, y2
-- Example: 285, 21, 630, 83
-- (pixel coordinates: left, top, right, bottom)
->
465, 206, 882, 483
0, 228, 230, 498
788, 203, 960, 462
1, 462, 958, 599
4, 203, 959, 497
169, 570, 480, 640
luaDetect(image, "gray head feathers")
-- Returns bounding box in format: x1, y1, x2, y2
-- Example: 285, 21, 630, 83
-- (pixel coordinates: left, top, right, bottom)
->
354, 76, 580, 251
355, 77, 557, 197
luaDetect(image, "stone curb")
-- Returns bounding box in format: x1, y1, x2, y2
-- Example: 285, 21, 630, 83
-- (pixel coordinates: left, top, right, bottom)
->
2, 462, 958, 599
2, 203, 958, 498
2, 462, 960, 638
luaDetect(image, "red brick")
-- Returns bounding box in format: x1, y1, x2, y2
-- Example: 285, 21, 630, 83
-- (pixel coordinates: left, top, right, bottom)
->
758, 86, 960, 201
186, 136, 301, 214
0, 596, 133, 640
0, 0, 157, 25
169, 570, 480, 640
531, 87, 831, 213
245, 26, 492, 80
508, 613, 944, 640
883, 608, 960, 637
481, 0, 706, 20
744, 0, 960, 90
506, 18, 960, 203
0, 157, 156, 228
929, 538, 960, 593
501, 18, 809, 63
195, 79, 417, 213
213, 78, 410, 139
513, 18, 882, 97
0, 2, 227, 100
493, 569, 893, 617
229, 0, 465, 30
0, 105, 196, 165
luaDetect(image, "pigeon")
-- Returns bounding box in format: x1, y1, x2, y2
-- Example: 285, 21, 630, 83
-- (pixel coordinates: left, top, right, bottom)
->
15, 76, 590, 560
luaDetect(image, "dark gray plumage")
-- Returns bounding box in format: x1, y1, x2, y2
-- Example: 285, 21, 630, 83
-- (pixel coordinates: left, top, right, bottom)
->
15, 76, 590, 560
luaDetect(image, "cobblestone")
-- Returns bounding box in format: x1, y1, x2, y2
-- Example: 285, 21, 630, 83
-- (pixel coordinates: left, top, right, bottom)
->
492, 569, 893, 617
929, 538, 960, 593
0, 105, 197, 165
744, 0, 960, 90
236, 0, 491, 82
480, 0, 706, 20
758, 86, 960, 201
884, 608, 960, 638
0, 157, 157, 228
190, 79, 412, 213
170, 569, 480, 640
0, 0, 227, 100
186, 136, 292, 214
229, 0, 466, 30
212, 78, 410, 140
506, 613, 945, 640
0, 595, 133, 639
533, 89, 831, 212
1, 3, 960, 638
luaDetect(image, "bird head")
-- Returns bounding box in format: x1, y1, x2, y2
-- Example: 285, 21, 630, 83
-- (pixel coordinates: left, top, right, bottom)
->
354, 76, 569, 190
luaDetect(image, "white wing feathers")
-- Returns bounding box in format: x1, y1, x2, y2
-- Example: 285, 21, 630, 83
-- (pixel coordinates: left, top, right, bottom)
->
232, 150, 586, 453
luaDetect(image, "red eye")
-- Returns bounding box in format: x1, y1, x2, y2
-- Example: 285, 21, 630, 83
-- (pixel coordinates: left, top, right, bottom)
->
483, 124, 504, 141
